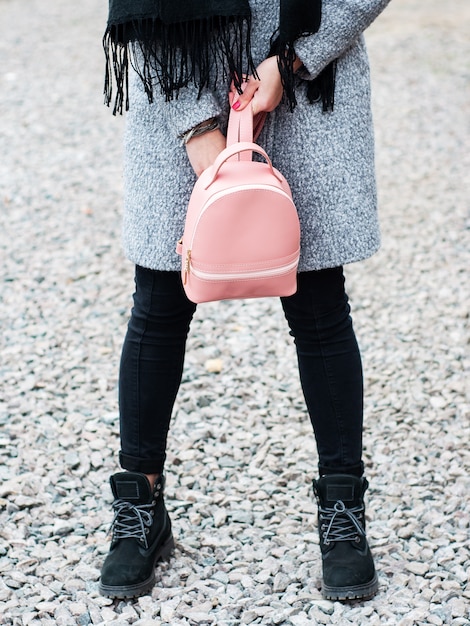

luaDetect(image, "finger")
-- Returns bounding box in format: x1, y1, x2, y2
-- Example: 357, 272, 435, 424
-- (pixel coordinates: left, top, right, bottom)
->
229, 79, 244, 107
232, 79, 260, 111
229, 79, 240, 95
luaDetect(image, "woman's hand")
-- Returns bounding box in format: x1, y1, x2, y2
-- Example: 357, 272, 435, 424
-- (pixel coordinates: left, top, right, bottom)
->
230, 57, 282, 115
185, 128, 226, 177
186, 53, 304, 177
230, 55, 303, 115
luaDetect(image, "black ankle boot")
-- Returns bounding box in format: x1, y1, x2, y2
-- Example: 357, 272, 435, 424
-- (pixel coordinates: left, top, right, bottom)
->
312, 474, 378, 601
99, 472, 174, 599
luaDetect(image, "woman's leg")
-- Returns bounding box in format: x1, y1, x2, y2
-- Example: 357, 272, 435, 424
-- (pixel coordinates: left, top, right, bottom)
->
281, 268, 377, 601
100, 267, 196, 599
280, 267, 364, 477
118, 266, 197, 474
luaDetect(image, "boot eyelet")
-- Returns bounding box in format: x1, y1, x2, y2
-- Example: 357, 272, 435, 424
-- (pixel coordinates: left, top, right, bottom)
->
355, 536, 361, 543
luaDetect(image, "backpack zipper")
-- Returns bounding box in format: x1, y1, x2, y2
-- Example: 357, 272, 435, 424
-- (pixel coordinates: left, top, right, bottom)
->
184, 249, 191, 285
187, 256, 298, 282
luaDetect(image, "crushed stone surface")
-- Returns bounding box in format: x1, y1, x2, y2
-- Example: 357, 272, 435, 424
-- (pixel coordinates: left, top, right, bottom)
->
0, 0, 468, 624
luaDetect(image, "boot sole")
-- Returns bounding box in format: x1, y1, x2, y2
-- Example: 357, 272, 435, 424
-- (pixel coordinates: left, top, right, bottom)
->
98, 533, 175, 599
322, 572, 378, 601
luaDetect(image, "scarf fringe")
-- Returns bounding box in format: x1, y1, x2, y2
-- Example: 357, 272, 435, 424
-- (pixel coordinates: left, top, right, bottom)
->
270, 33, 336, 112
307, 59, 337, 112
277, 44, 298, 112
103, 16, 257, 115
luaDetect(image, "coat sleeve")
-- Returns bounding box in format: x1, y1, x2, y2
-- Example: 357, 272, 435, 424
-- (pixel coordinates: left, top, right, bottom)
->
293, 0, 392, 78
161, 83, 224, 140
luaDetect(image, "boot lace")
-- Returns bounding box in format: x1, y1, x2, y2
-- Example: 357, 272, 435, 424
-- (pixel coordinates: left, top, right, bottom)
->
319, 500, 366, 545
109, 499, 155, 549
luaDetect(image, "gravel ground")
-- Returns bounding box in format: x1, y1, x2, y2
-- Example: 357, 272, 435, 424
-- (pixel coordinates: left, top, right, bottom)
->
0, 0, 469, 624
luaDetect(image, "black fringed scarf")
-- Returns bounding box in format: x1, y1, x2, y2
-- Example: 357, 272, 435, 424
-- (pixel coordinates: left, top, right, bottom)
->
103, 0, 336, 115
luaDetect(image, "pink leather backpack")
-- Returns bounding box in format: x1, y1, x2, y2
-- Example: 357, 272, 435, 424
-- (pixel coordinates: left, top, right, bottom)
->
176, 104, 300, 303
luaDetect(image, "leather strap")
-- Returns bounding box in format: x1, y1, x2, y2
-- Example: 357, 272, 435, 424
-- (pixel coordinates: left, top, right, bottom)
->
226, 106, 267, 147
226, 105, 253, 162
205, 141, 283, 189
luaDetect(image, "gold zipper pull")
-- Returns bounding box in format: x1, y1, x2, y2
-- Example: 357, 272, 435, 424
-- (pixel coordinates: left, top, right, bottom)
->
184, 250, 191, 285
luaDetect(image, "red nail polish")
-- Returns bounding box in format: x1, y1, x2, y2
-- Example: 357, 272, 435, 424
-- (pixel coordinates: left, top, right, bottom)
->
232, 101, 241, 110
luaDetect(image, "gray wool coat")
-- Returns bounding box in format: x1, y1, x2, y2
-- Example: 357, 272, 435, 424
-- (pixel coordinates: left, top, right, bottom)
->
122, 0, 391, 272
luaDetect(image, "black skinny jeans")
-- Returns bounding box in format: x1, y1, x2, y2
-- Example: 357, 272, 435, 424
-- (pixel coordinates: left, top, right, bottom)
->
119, 266, 364, 477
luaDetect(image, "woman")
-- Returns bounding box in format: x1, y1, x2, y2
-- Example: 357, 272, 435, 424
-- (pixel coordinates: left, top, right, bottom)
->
99, 0, 391, 602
